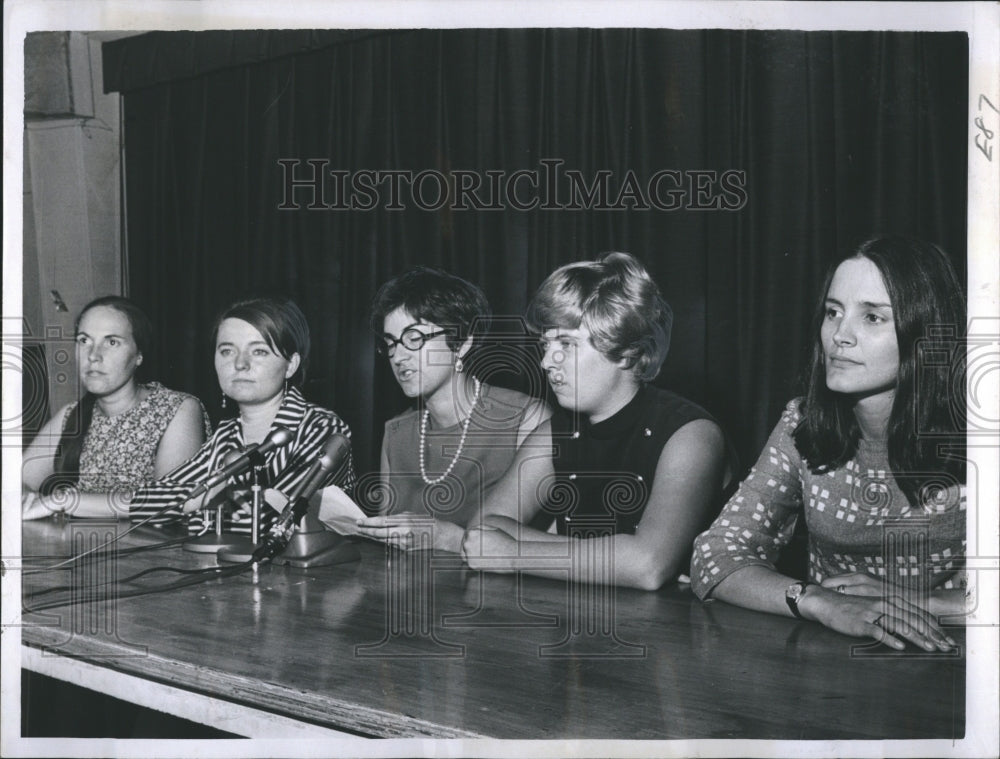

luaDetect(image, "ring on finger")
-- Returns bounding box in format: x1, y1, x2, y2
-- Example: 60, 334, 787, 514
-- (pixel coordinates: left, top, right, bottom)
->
837, 585, 846, 593
871, 614, 890, 645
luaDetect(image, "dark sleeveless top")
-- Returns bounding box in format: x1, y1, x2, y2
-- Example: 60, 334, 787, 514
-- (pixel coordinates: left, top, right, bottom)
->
548, 384, 718, 536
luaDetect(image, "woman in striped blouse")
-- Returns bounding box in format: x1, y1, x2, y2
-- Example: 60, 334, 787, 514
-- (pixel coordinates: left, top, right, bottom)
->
129, 297, 356, 534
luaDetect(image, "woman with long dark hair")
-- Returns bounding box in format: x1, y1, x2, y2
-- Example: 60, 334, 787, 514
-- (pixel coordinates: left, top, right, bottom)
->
22, 296, 209, 519
691, 236, 966, 651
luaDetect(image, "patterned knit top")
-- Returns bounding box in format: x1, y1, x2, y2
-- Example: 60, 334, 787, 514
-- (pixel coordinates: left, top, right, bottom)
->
691, 399, 966, 598
65, 382, 211, 493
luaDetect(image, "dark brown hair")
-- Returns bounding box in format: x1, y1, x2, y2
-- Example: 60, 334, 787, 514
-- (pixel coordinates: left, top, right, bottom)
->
793, 235, 967, 506
41, 296, 153, 494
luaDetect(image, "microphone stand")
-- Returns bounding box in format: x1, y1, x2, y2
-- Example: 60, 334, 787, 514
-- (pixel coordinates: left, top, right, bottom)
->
268, 502, 360, 569
220, 485, 359, 569
220, 428, 360, 568
184, 451, 264, 555
217, 461, 268, 564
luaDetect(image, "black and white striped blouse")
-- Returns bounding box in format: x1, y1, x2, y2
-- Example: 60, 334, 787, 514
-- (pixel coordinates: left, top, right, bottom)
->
129, 387, 355, 534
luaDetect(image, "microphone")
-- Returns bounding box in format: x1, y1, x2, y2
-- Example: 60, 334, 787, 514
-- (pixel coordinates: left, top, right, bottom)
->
188, 427, 294, 499
251, 433, 351, 563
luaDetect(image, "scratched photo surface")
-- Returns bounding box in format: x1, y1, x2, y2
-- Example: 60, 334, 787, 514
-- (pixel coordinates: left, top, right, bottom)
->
3, 2, 998, 759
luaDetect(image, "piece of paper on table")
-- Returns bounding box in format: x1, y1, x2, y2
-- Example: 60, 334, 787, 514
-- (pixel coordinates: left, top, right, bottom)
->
316, 485, 367, 535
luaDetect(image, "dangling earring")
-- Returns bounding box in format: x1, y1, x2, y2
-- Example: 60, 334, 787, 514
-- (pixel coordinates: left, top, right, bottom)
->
455, 357, 464, 374
284, 379, 289, 395
221, 393, 227, 409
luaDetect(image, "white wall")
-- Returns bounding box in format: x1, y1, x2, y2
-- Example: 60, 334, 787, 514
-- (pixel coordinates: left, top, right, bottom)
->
23, 32, 123, 416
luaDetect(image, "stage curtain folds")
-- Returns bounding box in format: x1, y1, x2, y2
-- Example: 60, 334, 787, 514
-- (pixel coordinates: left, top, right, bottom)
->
107, 29, 968, 476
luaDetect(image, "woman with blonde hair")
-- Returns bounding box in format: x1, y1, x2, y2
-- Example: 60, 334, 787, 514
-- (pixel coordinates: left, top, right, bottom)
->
463, 252, 731, 590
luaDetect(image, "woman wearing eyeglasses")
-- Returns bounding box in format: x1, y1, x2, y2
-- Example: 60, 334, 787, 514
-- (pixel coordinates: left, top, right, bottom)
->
354, 267, 549, 552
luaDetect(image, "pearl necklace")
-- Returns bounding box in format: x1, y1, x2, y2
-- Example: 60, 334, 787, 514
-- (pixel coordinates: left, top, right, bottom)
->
419, 377, 482, 485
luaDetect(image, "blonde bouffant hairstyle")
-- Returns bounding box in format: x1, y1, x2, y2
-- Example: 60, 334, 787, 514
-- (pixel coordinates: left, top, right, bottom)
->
526, 252, 672, 382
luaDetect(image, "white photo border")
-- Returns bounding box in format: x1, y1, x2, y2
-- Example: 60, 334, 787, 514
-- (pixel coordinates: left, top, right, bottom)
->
4, 2, 998, 758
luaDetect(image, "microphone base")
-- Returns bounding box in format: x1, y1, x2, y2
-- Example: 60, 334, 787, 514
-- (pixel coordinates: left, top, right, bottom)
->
184, 533, 254, 554
215, 536, 262, 563
271, 529, 360, 569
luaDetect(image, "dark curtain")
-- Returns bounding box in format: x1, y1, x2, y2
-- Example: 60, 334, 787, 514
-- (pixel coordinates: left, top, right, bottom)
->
106, 29, 968, 477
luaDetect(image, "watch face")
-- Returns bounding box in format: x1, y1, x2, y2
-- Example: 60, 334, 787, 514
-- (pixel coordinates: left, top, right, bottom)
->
785, 582, 807, 619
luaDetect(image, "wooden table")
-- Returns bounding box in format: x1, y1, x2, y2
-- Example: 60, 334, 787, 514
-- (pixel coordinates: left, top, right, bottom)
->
19, 518, 965, 740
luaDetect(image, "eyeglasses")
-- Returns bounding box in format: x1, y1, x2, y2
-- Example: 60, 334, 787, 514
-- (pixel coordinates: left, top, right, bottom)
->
376, 326, 449, 357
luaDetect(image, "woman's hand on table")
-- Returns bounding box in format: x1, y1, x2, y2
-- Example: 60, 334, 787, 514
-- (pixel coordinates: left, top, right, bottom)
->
179, 480, 230, 514
460, 524, 518, 571
355, 513, 465, 552
822, 571, 970, 622
820, 572, 888, 598
22, 488, 131, 520
22, 491, 60, 520
798, 583, 957, 652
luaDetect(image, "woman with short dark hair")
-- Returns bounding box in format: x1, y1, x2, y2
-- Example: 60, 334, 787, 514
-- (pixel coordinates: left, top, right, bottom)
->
22, 295, 209, 519
691, 236, 966, 651
127, 296, 356, 534
463, 252, 731, 590
356, 266, 549, 552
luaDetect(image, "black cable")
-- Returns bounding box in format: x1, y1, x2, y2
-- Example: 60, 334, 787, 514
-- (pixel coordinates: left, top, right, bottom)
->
25, 558, 236, 599
116, 533, 202, 555
21, 534, 201, 575
22, 493, 213, 575
22, 559, 255, 614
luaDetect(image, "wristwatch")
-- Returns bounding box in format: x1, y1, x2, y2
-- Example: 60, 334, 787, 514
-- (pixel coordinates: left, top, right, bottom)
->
784, 581, 810, 619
